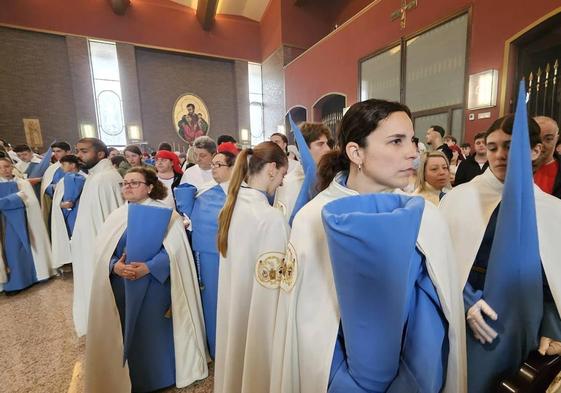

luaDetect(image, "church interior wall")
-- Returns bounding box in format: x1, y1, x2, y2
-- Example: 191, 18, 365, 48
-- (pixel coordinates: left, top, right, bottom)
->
283, 0, 561, 144
262, 47, 286, 138
0, 0, 262, 63
135, 47, 243, 148
0, 26, 78, 146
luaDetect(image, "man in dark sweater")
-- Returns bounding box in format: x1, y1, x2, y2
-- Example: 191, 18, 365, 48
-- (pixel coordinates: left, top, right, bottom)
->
454, 132, 489, 186
425, 125, 453, 162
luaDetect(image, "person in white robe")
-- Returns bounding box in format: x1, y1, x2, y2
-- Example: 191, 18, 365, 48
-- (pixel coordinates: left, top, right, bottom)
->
412, 150, 451, 205
270, 132, 300, 174
270, 99, 466, 393
214, 141, 290, 393
13, 144, 42, 176
51, 155, 85, 270
275, 122, 332, 222
40, 141, 71, 227
71, 138, 124, 337
0, 157, 53, 293
180, 136, 215, 189
85, 167, 207, 392
440, 112, 561, 392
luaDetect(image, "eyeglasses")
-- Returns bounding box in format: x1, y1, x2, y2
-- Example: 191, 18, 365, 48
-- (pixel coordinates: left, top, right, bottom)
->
211, 162, 230, 168
119, 180, 147, 188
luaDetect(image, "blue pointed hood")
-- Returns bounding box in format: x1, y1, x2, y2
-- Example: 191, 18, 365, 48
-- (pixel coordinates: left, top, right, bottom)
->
28, 144, 53, 178
288, 114, 317, 226
174, 182, 197, 217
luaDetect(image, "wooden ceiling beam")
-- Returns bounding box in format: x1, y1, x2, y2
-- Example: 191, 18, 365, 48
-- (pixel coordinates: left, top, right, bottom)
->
109, 0, 131, 15
197, 0, 219, 31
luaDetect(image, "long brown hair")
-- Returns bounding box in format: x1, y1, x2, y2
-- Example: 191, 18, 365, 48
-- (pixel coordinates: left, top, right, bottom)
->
217, 141, 288, 257
316, 99, 411, 191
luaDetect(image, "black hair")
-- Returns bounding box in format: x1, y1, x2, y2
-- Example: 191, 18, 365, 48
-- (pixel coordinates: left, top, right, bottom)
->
13, 144, 32, 153
158, 142, 173, 151
51, 141, 71, 151
217, 135, 238, 145
485, 115, 541, 148
430, 125, 446, 137
60, 154, 80, 166
77, 138, 109, 157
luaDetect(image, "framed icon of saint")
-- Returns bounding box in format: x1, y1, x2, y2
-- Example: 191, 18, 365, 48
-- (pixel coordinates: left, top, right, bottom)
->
173, 94, 210, 144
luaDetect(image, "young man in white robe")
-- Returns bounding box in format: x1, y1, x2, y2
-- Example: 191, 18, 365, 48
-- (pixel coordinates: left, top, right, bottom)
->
39, 141, 71, 228
274, 122, 332, 223
71, 138, 124, 337
270, 100, 466, 393
180, 136, 215, 189
440, 110, 561, 392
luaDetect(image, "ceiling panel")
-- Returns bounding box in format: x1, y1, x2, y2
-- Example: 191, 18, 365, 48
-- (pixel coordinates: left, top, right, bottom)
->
168, 0, 271, 21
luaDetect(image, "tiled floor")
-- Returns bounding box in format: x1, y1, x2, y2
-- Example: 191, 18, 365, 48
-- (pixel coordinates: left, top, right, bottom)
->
0, 276, 213, 393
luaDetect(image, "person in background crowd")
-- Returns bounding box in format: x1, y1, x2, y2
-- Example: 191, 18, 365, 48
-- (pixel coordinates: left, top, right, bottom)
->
445, 135, 465, 161
461, 142, 471, 158
214, 141, 289, 393
413, 151, 451, 205
426, 126, 453, 162
118, 145, 145, 177
86, 167, 207, 392
51, 155, 86, 271
158, 142, 173, 151
71, 138, 124, 337
183, 146, 197, 172
271, 132, 300, 173
180, 136, 216, 189
0, 157, 53, 294
111, 155, 126, 170
454, 132, 489, 186
40, 141, 71, 228
13, 144, 42, 179
108, 147, 120, 159
533, 116, 560, 198
155, 150, 183, 209
187, 141, 239, 359
217, 134, 237, 145
275, 122, 333, 222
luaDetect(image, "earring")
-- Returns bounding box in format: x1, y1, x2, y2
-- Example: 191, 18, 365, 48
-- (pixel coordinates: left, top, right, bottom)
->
269, 172, 274, 179
358, 163, 362, 171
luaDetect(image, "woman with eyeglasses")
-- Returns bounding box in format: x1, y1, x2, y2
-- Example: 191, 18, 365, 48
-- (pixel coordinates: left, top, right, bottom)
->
177, 141, 239, 359
213, 141, 289, 393
86, 166, 207, 392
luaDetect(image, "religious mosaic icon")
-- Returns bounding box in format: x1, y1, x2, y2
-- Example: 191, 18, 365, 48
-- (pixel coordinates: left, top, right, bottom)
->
173, 94, 210, 144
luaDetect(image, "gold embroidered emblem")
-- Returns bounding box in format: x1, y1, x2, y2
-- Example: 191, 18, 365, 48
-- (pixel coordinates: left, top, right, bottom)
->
255, 252, 284, 289
280, 243, 297, 292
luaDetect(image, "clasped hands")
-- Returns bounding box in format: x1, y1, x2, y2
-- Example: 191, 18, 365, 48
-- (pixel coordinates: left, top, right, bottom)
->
60, 201, 74, 209
467, 299, 561, 355
113, 253, 150, 280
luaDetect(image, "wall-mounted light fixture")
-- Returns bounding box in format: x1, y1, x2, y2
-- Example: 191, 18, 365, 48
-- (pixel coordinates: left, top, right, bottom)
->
80, 123, 97, 138
277, 125, 286, 135
127, 125, 142, 141
467, 69, 499, 110
240, 128, 250, 145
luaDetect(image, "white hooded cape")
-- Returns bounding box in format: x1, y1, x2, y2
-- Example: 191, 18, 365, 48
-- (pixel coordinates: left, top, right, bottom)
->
274, 163, 304, 223
439, 169, 561, 315
71, 159, 123, 336
270, 175, 467, 393
40, 161, 61, 226
85, 201, 208, 392
0, 178, 54, 291
214, 187, 290, 393
50, 178, 71, 269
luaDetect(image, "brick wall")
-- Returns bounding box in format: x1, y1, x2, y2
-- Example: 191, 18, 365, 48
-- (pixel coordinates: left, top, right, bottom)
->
0, 27, 78, 148
135, 47, 244, 149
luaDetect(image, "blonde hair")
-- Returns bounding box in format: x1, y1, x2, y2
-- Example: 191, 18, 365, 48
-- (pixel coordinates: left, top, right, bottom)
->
415, 150, 450, 191
217, 141, 288, 257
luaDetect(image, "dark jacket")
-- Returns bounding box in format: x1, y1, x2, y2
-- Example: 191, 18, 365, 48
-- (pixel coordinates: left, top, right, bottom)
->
437, 144, 453, 163
454, 155, 489, 186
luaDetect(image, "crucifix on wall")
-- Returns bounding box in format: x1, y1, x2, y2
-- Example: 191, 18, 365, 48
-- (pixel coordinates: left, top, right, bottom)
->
391, 0, 418, 29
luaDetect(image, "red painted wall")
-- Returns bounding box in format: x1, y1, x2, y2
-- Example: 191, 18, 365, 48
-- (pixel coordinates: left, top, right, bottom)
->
0, 0, 262, 62
280, 0, 333, 51
284, 0, 561, 143
260, 0, 283, 61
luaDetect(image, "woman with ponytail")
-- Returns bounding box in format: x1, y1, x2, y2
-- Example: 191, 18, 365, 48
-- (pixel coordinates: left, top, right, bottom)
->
271, 99, 466, 393
214, 141, 290, 393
